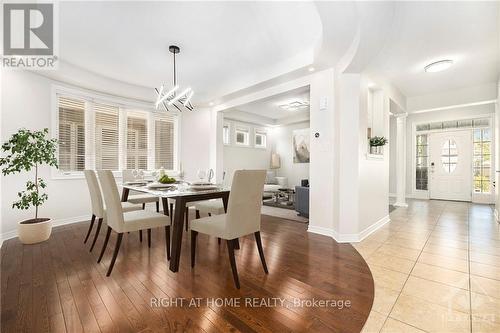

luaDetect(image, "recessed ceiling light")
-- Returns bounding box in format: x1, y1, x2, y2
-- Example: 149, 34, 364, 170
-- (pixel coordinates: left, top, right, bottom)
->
424, 60, 453, 73
308, 67, 315, 72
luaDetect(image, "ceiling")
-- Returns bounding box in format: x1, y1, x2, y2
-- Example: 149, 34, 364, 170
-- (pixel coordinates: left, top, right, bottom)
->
364, 1, 499, 97
54, 1, 499, 104
58, 1, 321, 103
225, 87, 310, 121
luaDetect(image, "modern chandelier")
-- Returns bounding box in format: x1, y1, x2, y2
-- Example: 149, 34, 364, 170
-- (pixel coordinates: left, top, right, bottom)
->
155, 45, 194, 112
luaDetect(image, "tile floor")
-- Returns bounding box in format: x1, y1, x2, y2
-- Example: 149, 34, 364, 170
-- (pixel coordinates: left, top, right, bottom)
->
355, 199, 500, 333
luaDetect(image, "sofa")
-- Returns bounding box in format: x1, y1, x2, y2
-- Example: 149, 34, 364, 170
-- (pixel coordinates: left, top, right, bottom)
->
295, 185, 309, 217
263, 171, 287, 195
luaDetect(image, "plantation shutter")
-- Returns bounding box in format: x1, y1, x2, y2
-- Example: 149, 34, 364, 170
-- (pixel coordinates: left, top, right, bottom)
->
126, 114, 148, 170
94, 103, 119, 170
58, 96, 85, 172
154, 113, 175, 170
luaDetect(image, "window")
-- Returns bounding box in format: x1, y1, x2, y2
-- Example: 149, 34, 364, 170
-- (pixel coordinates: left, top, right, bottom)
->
55, 89, 179, 176
155, 114, 175, 169
255, 131, 267, 148
126, 115, 148, 170
415, 134, 428, 190
441, 139, 458, 173
222, 124, 230, 145
58, 96, 85, 172
95, 103, 119, 170
473, 128, 491, 193
235, 127, 249, 146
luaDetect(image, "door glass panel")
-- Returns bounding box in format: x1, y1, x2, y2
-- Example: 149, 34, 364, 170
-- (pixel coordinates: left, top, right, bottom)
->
441, 139, 457, 173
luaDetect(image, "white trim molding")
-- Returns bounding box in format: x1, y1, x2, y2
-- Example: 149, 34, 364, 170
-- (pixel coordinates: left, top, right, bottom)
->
495, 209, 499, 223
0, 215, 89, 247
307, 215, 391, 243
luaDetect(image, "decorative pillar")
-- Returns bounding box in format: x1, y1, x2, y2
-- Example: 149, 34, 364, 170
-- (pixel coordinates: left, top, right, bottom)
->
394, 113, 408, 207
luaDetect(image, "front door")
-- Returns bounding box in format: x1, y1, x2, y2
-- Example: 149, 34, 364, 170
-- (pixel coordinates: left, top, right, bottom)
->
429, 130, 472, 201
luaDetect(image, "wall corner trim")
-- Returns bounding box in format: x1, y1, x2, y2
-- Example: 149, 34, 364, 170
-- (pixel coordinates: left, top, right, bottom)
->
307, 215, 391, 244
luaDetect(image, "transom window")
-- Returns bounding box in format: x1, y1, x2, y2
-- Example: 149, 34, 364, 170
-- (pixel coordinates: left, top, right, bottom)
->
441, 139, 458, 173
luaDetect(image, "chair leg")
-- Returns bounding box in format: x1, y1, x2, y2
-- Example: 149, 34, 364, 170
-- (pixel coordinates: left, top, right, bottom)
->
139, 230, 143, 242
234, 238, 240, 250
98, 227, 112, 263
165, 226, 171, 260
196, 210, 200, 219
218, 238, 221, 245
106, 233, 123, 276
142, 203, 146, 210
169, 203, 174, 225
254, 232, 268, 274
156, 200, 160, 213
84, 214, 96, 243
147, 229, 152, 248
185, 207, 189, 231
89, 218, 103, 252
226, 239, 240, 289
191, 230, 198, 267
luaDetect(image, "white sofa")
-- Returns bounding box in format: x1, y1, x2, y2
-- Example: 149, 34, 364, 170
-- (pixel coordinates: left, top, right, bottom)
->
263, 171, 288, 194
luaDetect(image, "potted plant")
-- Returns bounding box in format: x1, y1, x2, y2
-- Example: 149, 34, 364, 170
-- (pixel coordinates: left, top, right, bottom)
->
369, 136, 388, 155
0, 128, 58, 244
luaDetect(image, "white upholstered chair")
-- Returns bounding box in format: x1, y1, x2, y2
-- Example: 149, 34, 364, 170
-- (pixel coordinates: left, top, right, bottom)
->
122, 169, 160, 211
190, 170, 268, 288
97, 170, 171, 276
83, 170, 143, 251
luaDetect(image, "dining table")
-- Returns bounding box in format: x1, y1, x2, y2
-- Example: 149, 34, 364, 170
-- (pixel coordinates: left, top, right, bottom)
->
121, 182, 230, 272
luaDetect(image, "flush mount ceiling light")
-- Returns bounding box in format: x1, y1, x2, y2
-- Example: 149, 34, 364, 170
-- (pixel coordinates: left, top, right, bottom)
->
155, 45, 194, 112
278, 100, 310, 111
424, 59, 453, 73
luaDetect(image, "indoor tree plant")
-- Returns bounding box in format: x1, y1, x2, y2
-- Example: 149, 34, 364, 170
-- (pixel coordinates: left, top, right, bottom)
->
369, 136, 388, 155
0, 128, 58, 244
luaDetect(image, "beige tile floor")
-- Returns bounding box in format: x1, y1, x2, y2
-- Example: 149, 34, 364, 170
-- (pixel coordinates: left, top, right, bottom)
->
355, 199, 500, 333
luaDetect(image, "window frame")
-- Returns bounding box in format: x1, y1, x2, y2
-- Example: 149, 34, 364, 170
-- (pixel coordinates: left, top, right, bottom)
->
234, 126, 250, 146
51, 85, 180, 179
222, 122, 231, 145
254, 129, 267, 149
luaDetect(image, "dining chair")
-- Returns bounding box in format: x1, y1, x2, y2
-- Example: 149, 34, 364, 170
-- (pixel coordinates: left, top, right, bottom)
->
122, 169, 160, 212
190, 170, 268, 288
97, 170, 171, 276
83, 170, 143, 252
194, 199, 225, 244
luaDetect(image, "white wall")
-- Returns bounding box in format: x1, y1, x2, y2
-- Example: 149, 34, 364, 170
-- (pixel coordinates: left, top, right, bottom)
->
1, 69, 164, 241
222, 119, 272, 185
405, 103, 496, 197
180, 108, 211, 181
273, 121, 310, 187
1, 71, 92, 238
389, 115, 397, 194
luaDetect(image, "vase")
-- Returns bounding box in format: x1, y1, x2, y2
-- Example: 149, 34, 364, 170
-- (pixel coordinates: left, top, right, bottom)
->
370, 146, 382, 155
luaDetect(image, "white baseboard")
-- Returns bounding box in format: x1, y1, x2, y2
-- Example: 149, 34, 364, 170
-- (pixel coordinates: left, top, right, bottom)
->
1, 215, 89, 247
357, 215, 390, 242
307, 214, 390, 243
393, 202, 409, 207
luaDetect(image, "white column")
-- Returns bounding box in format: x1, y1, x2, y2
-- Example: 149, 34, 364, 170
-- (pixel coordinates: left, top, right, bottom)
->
394, 114, 408, 207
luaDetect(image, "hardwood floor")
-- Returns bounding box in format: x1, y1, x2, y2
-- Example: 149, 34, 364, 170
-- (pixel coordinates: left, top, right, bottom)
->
1, 214, 374, 333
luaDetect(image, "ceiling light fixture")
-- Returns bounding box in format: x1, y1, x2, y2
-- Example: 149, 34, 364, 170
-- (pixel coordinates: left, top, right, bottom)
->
279, 100, 310, 111
424, 59, 453, 73
155, 45, 194, 112
308, 67, 315, 72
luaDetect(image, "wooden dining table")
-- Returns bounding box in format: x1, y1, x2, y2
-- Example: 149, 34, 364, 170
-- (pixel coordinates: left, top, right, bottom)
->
121, 182, 230, 272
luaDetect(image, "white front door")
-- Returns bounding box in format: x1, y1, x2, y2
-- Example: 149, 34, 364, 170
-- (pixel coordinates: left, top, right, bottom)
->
429, 130, 472, 201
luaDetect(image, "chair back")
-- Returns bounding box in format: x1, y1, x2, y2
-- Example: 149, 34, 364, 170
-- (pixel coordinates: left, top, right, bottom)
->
84, 170, 105, 218
225, 170, 266, 238
97, 170, 125, 231
122, 169, 135, 183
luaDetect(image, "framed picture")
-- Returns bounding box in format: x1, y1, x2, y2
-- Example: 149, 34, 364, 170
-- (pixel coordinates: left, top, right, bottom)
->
292, 129, 310, 163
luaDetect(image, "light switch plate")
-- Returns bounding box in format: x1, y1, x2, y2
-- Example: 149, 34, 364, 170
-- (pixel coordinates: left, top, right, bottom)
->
319, 96, 328, 110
